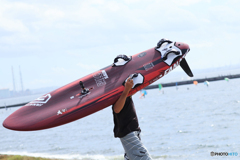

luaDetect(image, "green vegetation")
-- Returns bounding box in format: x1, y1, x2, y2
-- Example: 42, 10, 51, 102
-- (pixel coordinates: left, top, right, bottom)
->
0, 155, 59, 160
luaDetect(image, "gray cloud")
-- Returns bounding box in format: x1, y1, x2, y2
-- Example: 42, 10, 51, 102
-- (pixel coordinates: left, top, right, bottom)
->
1, 0, 240, 89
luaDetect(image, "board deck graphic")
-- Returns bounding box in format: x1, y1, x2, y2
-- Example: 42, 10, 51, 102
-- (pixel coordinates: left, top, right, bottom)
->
3, 39, 193, 131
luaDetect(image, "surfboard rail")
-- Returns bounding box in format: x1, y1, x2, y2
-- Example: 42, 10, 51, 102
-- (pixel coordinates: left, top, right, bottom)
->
3, 38, 193, 131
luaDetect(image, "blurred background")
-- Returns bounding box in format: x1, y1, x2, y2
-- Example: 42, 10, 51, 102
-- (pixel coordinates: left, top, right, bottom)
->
0, 0, 240, 159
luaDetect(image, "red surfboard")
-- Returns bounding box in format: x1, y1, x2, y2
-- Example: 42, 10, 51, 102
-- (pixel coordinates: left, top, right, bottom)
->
3, 39, 193, 131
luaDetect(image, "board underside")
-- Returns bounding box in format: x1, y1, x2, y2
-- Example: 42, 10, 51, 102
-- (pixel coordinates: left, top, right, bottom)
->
3, 42, 190, 131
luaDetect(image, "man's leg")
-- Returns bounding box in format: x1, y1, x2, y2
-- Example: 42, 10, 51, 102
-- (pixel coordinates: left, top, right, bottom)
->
124, 153, 129, 160
120, 131, 152, 160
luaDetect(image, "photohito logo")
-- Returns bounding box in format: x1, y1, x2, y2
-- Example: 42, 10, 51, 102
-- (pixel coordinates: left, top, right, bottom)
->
210, 151, 238, 156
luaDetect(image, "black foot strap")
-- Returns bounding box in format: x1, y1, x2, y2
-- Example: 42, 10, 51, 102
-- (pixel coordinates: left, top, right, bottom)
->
156, 38, 173, 49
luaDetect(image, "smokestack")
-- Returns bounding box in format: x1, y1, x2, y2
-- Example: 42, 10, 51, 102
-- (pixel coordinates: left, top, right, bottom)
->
11, 66, 16, 93
19, 66, 24, 92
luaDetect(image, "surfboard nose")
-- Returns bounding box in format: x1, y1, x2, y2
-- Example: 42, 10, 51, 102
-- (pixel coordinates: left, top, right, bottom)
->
2, 105, 49, 131
3, 112, 48, 131
3, 113, 26, 131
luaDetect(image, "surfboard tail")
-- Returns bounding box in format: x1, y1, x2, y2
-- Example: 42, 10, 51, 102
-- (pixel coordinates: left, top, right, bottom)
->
180, 58, 193, 77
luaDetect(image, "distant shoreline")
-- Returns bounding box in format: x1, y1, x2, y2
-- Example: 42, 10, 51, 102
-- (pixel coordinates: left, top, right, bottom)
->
145, 73, 240, 89
1, 73, 240, 109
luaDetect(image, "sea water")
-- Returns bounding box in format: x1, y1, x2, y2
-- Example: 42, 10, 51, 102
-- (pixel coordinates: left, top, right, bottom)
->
0, 78, 240, 160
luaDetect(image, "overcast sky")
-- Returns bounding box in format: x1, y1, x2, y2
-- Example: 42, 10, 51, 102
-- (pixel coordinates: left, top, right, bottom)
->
1, 0, 240, 90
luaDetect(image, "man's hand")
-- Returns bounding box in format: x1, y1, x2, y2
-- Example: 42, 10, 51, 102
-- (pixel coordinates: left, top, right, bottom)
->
124, 77, 134, 93
113, 77, 134, 113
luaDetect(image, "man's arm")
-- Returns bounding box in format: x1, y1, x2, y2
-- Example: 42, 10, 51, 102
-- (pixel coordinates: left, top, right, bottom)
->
113, 77, 134, 113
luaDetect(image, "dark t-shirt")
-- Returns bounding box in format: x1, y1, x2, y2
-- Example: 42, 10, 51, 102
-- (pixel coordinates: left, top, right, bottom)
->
112, 96, 141, 138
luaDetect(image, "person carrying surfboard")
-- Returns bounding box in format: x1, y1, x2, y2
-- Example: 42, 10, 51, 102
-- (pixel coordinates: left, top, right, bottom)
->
112, 77, 152, 160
